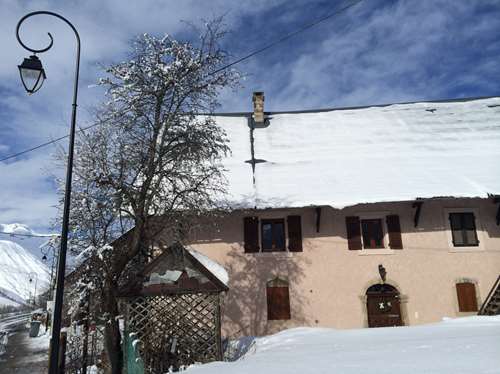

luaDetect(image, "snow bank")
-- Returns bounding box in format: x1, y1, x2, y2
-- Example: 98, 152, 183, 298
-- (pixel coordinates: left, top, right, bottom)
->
187, 247, 229, 286
215, 97, 500, 209
0, 295, 21, 307
187, 316, 500, 374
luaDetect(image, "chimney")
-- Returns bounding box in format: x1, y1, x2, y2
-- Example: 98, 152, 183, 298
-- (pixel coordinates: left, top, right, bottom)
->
252, 92, 265, 124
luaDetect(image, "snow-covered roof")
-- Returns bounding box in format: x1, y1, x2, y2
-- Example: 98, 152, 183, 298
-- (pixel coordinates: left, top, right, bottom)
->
215, 96, 500, 209
187, 247, 229, 286
126, 243, 229, 295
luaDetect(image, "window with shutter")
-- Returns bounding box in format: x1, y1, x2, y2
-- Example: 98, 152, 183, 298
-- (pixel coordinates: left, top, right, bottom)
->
386, 215, 403, 249
346, 216, 362, 250
361, 219, 384, 249
449, 213, 479, 247
456, 282, 478, 312
243, 216, 259, 253
266, 278, 291, 320
287, 215, 303, 252
261, 219, 285, 252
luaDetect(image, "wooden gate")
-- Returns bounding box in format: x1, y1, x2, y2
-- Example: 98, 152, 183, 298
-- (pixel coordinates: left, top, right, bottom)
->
366, 284, 403, 328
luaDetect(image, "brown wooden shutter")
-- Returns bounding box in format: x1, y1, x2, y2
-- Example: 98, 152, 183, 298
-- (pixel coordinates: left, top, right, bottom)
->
386, 214, 403, 249
345, 216, 362, 250
243, 216, 259, 253
287, 215, 303, 252
456, 283, 478, 312
267, 286, 291, 320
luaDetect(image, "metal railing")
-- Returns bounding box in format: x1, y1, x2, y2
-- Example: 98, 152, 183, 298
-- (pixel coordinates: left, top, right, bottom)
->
478, 275, 500, 315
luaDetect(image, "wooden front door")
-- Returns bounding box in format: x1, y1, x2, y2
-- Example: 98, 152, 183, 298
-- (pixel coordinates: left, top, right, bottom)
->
366, 284, 403, 328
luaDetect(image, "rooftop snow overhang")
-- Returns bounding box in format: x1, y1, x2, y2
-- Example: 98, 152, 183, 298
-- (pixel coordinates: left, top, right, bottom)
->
212, 96, 500, 210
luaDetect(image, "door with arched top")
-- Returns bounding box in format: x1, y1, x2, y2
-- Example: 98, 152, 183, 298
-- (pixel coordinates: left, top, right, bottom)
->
366, 284, 403, 328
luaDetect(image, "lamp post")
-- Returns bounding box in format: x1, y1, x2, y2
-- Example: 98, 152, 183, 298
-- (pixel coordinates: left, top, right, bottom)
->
42, 243, 57, 300
29, 272, 38, 306
16, 11, 80, 374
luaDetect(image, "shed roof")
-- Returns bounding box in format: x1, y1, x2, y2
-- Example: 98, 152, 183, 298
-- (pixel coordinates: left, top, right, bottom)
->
120, 243, 228, 297
214, 96, 500, 209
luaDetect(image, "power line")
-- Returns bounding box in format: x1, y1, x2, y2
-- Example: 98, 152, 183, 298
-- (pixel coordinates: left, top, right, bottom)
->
0, 122, 101, 162
0, 0, 363, 163
209, 0, 363, 76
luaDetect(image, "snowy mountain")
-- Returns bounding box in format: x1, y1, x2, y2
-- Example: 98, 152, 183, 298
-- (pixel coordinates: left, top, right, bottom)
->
0, 240, 50, 307
0, 223, 56, 238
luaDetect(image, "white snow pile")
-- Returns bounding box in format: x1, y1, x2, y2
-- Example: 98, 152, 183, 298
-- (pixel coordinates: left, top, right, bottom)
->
215, 97, 500, 209
187, 247, 229, 286
144, 270, 183, 286
0, 240, 50, 306
0, 223, 56, 237
187, 316, 500, 374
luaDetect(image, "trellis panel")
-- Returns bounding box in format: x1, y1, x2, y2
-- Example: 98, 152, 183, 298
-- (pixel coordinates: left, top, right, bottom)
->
122, 292, 222, 373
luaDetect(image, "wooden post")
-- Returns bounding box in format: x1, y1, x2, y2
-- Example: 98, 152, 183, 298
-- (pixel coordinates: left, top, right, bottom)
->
216, 294, 222, 361
58, 331, 67, 374
81, 294, 90, 374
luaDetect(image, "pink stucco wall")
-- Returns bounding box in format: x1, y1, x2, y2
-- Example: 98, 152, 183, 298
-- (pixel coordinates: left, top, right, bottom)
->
184, 197, 500, 337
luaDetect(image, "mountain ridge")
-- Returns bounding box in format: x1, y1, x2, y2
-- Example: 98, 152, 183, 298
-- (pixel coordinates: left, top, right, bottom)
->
0, 240, 50, 307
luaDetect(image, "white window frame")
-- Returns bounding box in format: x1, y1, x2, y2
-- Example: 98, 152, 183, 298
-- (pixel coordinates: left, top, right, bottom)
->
356, 211, 395, 255
252, 215, 294, 257
443, 208, 485, 252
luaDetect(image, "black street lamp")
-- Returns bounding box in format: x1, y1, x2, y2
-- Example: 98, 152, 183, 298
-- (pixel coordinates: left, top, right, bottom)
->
16, 11, 80, 374
18, 55, 46, 94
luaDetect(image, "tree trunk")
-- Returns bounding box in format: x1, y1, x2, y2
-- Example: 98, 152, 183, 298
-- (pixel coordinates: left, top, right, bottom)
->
103, 287, 123, 374
101, 219, 146, 374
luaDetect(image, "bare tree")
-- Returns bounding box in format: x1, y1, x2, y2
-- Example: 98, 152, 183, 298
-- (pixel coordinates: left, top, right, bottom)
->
56, 19, 240, 373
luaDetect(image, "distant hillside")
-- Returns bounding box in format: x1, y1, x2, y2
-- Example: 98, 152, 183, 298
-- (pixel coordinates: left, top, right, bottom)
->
0, 240, 50, 307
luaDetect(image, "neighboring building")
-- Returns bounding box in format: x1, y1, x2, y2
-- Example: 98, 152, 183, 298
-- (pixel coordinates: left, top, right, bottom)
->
173, 94, 500, 337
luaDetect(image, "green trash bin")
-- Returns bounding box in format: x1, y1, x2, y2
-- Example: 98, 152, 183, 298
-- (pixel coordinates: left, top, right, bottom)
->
29, 321, 41, 337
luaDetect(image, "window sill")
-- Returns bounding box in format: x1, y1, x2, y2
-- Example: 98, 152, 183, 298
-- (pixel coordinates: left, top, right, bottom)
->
357, 249, 396, 256
448, 247, 483, 253
250, 252, 294, 258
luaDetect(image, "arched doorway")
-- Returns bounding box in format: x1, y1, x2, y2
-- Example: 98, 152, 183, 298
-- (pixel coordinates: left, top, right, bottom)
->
366, 284, 403, 328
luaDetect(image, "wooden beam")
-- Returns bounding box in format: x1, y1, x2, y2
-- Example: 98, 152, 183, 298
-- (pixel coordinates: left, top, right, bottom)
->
412, 201, 423, 227
493, 195, 500, 226
315, 207, 322, 233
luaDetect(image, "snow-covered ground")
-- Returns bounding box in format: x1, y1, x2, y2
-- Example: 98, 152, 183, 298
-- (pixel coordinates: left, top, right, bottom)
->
0, 240, 50, 306
188, 316, 500, 374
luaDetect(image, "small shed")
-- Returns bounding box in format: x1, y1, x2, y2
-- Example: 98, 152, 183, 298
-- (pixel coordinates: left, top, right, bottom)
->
119, 243, 228, 373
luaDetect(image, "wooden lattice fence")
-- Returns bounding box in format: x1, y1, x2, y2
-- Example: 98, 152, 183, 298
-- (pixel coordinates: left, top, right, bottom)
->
122, 292, 222, 373
65, 323, 109, 373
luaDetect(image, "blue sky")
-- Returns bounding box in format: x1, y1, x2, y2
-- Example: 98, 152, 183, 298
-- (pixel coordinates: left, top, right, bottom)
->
1, 0, 499, 256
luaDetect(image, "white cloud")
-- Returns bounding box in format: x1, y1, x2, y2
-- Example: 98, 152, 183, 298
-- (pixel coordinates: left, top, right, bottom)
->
0, 0, 289, 236
0, 0, 499, 243
0, 152, 58, 229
